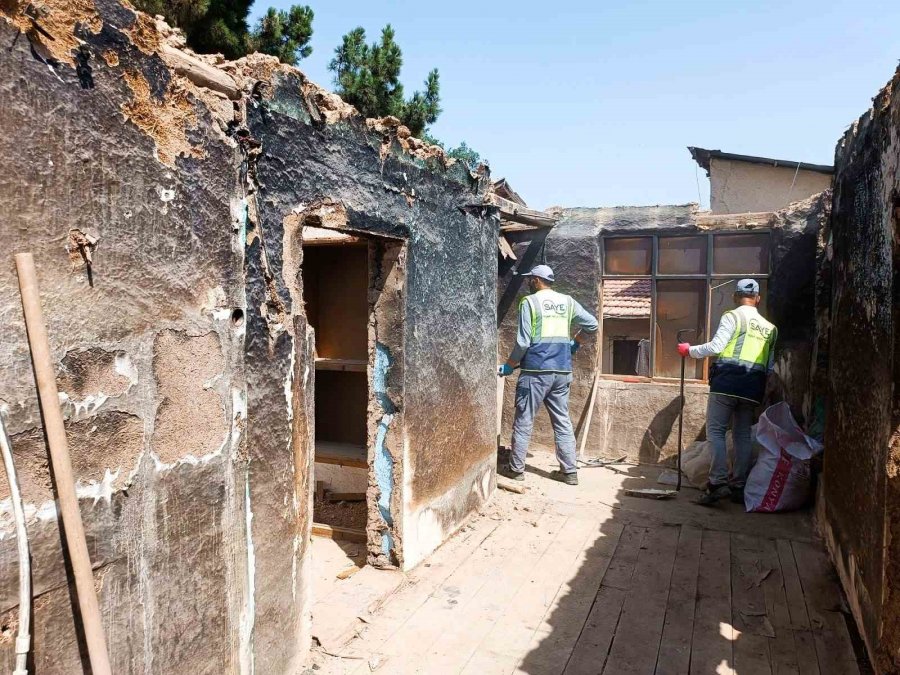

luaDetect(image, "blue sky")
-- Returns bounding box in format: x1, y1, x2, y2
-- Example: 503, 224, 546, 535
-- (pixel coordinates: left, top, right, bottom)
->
249, 1, 899, 210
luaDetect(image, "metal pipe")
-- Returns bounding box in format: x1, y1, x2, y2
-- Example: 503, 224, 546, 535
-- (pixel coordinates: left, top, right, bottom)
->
14, 253, 112, 675
0, 413, 31, 675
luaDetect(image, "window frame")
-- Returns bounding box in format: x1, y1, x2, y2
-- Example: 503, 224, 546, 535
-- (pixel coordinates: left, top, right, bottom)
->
599, 230, 771, 383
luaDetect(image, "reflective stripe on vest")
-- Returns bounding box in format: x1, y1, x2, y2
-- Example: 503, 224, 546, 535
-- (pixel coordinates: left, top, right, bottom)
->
525, 290, 574, 343
520, 289, 575, 372
718, 308, 777, 373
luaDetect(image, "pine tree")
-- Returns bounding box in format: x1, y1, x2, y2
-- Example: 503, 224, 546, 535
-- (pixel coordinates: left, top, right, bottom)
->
329, 25, 441, 136
249, 5, 314, 66
133, 0, 314, 65
446, 141, 482, 167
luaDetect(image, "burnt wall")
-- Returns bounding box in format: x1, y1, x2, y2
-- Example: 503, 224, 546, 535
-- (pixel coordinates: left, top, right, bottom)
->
245, 73, 497, 570
818, 67, 900, 672
498, 201, 823, 464
0, 1, 254, 671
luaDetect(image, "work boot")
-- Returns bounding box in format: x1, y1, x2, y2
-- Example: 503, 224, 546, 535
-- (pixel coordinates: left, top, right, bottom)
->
696, 482, 730, 506
729, 485, 745, 505
498, 466, 525, 482
550, 470, 578, 486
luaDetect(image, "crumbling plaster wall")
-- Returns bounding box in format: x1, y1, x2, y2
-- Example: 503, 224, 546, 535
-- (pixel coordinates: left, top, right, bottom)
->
709, 157, 833, 215
244, 73, 498, 571
816, 66, 900, 672
0, 0, 316, 671
499, 199, 824, 464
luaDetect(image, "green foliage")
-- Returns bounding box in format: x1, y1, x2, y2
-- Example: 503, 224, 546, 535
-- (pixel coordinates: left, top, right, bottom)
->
399, 69, 441, 138
249, 5, 314, 65
446, 141, 482, 166
329, 25, 441, 136
132, 0, 314, 65
184, 0, 253, 59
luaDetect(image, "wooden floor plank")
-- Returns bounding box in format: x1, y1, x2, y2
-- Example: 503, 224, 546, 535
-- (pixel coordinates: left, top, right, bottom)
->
757, 538, 801, 675
563, 525, 650, 675
603, 524, 680, 674
447, 515, 597, 674
776, 539, 819, 675
515, 521, 625, 675
655, 526, 703, 675
364, 516, 549, 658
690, 529, 735, 675
791, 541, 860, 675
388, 512, 568, 671
731, 533, 774, 675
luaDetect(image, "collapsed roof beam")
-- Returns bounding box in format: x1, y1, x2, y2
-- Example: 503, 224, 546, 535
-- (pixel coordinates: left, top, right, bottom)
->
485, 193, 558, 230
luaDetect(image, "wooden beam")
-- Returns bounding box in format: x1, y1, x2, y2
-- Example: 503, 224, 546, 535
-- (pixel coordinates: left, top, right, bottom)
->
497, 235, 517, 260
695, 211, 777, 230
312, 523, 367, 543
302, 226, 361, 245
315, 358, 367, 372
500, 222, 549, 233
159, 45, 241, 100
486, 193, 557, 228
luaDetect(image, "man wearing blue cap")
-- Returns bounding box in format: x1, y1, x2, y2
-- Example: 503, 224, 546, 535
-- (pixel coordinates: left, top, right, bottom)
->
678, 279, 777, 505
498, 265, 598, 485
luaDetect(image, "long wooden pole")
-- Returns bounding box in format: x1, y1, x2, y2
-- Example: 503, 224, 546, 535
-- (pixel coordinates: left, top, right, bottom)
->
14, 253, 112, 675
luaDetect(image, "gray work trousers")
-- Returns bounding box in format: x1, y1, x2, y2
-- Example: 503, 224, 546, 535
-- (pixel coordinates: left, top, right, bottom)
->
510, 372, 577, 474
707, 393, 755, 487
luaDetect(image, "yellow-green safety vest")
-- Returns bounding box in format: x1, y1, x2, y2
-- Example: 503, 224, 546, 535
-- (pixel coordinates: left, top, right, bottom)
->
519, 289, 576, 372
718, 308, 777, 372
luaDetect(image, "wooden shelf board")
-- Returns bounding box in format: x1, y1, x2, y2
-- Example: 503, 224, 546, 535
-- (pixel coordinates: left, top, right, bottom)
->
315, 358, 367, 372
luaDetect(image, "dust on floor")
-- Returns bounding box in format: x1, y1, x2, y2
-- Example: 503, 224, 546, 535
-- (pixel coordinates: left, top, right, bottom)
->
314, 497, 367, 530
309, 449, 870, 675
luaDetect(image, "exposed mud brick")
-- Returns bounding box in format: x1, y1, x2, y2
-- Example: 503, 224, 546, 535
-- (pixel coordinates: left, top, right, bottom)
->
245, 69, 497, 574
0, 411, 142, 503
818, 65, 900, 672
152, 330, 226, 463
56, 347, 133, 400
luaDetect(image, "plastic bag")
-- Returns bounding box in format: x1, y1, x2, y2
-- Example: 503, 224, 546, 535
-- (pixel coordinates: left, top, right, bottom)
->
744, 402, 823, 513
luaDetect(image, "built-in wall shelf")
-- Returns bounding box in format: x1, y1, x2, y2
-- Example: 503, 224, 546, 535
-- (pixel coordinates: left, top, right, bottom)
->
315, 358, 367, 372
316, 441, 367, 468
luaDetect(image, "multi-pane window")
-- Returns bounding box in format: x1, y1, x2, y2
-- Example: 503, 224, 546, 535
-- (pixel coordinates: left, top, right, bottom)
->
600, 232, 770, 381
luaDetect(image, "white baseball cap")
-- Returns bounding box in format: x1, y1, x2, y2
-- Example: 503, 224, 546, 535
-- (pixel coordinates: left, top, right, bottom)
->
517, 264, 555, 282
736, 279, 760, 294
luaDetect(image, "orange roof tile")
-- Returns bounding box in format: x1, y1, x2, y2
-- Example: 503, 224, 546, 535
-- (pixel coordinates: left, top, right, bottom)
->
602, 279, 651, 318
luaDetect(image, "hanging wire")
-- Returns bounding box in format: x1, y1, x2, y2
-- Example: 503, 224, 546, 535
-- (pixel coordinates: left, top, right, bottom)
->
786, 161, 802, 205
695, 163, 704, 210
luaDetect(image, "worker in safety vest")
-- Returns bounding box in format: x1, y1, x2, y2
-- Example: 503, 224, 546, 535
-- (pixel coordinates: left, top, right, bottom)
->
678, 279, 777, 506
498, 265, 598, 485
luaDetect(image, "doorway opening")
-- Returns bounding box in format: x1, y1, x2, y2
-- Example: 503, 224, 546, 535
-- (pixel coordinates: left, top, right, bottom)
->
303, 238, 369, 542
301, 226, 406, 585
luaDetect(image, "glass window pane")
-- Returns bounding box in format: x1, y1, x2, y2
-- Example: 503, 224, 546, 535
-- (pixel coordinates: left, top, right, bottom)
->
658, 236, 708, 275
601, 279, 651, 376
654, 279, 707, 379
604, 237, 652, 275
709, 279, 768, 347
713, 233, 770, 275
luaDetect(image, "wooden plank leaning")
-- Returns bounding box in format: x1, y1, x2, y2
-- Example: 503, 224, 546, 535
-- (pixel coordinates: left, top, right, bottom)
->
15, 253, 112, 675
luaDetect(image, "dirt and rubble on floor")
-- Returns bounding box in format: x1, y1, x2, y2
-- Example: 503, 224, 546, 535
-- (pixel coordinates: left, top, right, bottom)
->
307, 447, 869, 675
315, 497, 367, 530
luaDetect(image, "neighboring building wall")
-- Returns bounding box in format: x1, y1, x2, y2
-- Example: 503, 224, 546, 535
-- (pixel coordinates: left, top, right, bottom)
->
498, 198, 824, 465
817, 66, 900, 673
709, 157, 832, 214
0, 3, 497, 671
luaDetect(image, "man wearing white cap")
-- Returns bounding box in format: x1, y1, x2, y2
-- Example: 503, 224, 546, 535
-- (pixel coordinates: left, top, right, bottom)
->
498, 265, 598, 485
678, 279, 778, 505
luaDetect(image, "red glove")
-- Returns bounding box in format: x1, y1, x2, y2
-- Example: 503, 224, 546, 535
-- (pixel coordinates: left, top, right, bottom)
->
677, 343, 691, 357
